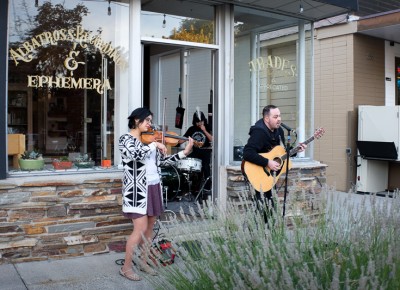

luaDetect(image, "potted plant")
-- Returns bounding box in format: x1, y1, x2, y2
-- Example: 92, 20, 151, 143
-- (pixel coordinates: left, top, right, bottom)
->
73, 153, 95, 168
18, 150, 45, 171
52, 156, 73, 170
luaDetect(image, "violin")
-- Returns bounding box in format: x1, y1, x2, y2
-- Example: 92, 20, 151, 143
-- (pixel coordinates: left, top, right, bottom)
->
142, 128, 204, 148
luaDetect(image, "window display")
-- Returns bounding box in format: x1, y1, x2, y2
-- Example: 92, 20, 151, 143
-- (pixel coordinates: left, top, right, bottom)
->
7, 0, 129, 172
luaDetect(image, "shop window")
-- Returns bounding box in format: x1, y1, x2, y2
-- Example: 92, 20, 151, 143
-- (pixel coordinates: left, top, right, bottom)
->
7, 0, 129, 173
232, 6, 312, 162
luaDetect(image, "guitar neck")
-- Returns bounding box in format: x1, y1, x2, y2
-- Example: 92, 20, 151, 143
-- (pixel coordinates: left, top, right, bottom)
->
290, 135, 316, 155
281, 135, 316, 161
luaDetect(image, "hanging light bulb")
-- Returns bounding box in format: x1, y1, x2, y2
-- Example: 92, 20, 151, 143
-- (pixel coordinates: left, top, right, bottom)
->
108, 0, 111, 16
299, 0, 304, 13
35, 0, 38, 7
162, 14, 166, 28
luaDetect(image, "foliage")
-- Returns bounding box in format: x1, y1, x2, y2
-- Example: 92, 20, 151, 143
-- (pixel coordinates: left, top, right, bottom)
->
73, 153, 91, 163
145, 188, 400, 290
53, 156, 70, 162
20, 150, 42, 160
60, 156, 69, 161
16, 2, 90, 76
10, 1, 112, 82
169, 19, 213, 44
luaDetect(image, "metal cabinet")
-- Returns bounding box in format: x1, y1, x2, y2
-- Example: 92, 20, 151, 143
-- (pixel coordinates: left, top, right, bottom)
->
356, 106, 399, 193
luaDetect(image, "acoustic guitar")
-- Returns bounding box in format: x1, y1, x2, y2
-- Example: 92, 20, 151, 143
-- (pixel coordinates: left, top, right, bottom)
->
241, 127, 325, 192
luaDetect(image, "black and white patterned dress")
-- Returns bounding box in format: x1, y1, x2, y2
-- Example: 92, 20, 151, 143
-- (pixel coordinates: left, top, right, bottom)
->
119, 133, 186, 214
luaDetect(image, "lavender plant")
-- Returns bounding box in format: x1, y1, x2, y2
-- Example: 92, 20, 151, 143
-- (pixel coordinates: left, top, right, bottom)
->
145, 187, 400, 290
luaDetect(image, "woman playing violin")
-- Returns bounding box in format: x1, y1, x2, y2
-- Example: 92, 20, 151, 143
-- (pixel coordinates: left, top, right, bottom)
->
118, 107, 193, 281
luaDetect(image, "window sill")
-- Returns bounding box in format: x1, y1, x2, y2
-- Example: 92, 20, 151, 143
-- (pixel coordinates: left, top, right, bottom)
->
8, 166, 122, 178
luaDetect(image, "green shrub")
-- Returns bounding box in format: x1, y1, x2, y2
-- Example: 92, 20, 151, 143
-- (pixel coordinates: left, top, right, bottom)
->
145, 188, 400, 290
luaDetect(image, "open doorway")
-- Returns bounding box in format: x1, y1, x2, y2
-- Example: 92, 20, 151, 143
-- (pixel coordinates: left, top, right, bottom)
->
143, 42, 215, 212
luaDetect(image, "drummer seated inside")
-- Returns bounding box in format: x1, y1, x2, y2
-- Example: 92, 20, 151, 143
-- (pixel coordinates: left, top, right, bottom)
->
179, 110, 213, 201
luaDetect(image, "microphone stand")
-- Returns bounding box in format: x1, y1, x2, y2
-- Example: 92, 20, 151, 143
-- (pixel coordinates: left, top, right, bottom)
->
282, 131, 291, 219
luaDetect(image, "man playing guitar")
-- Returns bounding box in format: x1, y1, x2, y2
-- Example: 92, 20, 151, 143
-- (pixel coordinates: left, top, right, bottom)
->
242, 105, 306, 222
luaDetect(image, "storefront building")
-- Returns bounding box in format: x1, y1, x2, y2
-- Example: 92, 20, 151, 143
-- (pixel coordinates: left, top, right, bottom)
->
0, 0, 357, 262
312, 7, 400, 192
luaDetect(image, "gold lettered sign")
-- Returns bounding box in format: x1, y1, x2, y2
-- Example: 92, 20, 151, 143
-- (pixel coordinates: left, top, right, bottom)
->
9, 25, 127, 95
248, 55, 297, 92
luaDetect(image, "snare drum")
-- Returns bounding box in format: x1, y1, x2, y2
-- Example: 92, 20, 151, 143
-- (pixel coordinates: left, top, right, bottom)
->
177, 158, 202, 173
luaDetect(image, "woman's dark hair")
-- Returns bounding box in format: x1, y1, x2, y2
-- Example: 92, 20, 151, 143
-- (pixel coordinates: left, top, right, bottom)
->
127, 107, 153, 129
192, 111, 207, 126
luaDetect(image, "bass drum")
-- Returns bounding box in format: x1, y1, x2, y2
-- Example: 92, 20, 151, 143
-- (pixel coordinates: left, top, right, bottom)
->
160, 165, 181, 201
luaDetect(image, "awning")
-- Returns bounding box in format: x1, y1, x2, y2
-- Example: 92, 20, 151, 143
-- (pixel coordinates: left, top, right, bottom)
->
213, 0, 359, 22
357, 10, 400, 43
143, 0, 359, 22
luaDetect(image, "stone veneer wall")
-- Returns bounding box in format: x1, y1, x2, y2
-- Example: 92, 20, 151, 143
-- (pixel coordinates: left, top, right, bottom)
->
226, 160, 328, 216
0, 172, 130, 264
0, 161, 327, 264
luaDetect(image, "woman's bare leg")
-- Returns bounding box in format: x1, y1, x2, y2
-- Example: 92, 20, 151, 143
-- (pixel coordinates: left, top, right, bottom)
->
139, 216, 159, 271
122, 216, 148, 272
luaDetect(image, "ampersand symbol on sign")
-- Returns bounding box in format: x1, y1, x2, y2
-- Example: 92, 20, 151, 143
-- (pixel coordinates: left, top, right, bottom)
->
64, 50, 85, 71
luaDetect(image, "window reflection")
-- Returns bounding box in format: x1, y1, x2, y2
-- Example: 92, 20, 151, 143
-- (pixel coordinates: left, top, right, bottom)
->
7, 0, 128, 172
233, 6, 312, 162
141, 11, 214, 44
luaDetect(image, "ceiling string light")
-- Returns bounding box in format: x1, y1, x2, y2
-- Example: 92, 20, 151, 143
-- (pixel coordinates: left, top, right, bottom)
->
162, 14, 166, 28
35, 0, 38, 7
108, 0, 111, 16
299, 0, 304, 13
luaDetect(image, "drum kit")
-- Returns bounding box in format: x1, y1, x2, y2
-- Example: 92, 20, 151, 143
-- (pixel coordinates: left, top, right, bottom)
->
161, 157, 204, 202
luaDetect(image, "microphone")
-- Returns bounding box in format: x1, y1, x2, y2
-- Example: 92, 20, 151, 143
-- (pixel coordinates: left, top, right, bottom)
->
280, 123, 296, 133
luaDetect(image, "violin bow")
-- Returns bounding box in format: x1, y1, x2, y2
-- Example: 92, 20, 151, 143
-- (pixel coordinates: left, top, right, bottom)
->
162, 98, 167, 145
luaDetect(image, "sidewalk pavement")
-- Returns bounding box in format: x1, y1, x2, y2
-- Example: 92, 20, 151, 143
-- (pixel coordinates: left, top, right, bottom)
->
0, 191, 395, 289
0, 252, 156, 290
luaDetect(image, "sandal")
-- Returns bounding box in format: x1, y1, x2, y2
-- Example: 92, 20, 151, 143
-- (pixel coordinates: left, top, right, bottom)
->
119, 267, 141, 281
138, 263, 158, 276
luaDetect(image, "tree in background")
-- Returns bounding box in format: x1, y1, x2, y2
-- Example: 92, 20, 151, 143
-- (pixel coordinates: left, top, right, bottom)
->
169, 19, 213, 44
